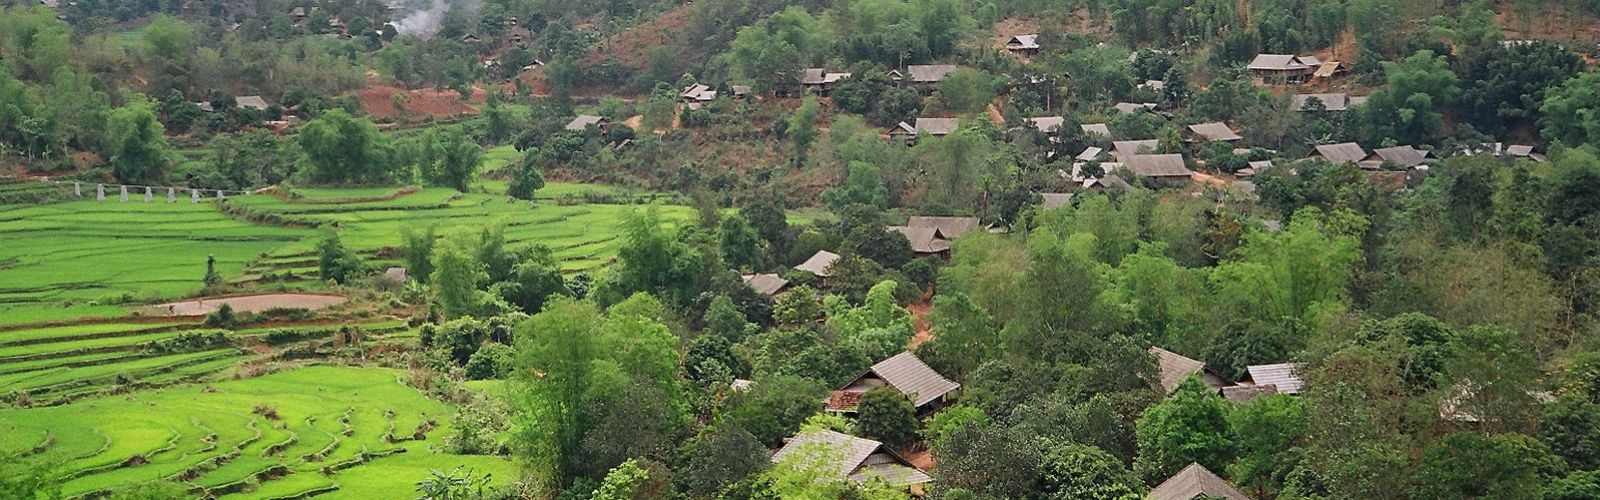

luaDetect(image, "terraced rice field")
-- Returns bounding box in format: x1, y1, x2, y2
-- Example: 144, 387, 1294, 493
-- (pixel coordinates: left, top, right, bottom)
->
227, 186, 695, 275
0, 198, 312, 305
0, 317, 409, 404
0, 366, 518, 498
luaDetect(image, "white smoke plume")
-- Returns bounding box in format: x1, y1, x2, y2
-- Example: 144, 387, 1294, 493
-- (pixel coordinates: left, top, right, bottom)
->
392, 0, 481, 38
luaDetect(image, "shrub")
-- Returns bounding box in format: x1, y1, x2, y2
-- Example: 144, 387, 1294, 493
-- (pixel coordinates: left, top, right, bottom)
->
465, 342, 515, 380
204, 303, 237, 328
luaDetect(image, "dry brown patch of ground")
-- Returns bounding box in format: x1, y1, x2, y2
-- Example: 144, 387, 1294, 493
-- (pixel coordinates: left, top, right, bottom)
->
147, 293, 348, 316
354, 82, 483, 120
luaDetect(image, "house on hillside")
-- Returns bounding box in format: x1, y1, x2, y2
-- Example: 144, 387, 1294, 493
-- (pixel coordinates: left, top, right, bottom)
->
1186, 122, 1243, 144
1248, 54, 1318, 84
1149, 463, 1251, 500
1082, 123, 1111, 138
1076, 146, 1108, 162
888, 226, 950, 255
741, 273, 789, 296
679, 83, 717, 104
1307, 142, 1369, 165
1221, 384, 1279, 403
1041, 193, 1073, 209
892, 64, 960, 89
1114, 102, 1158, 114
906, 216, 981, 240
771, 429, 933, 494
1365, 145, 1433, 170
794, 250, 840, 281
1238, 363, 1305, 395
1112, 139, 1160, 160
564, 115, 609, 132
1005, 34, 1040, 56
235, 95, 270, 111
801, 68, 852, 95
1028, 116, 1066, 135
1238, 160, 1273, 177
1148, 346, 1232, 394
826, 352, 960, 414
890, 118, 959, 144
1293, 93, 1366, 112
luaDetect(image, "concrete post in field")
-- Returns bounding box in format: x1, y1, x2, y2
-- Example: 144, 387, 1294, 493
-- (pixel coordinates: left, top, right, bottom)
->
97, 184, 105, 201
74, 182, 81, 197
192, 189, 200, 203
217, 190, 226, 200
120, 185, 128, 202
167, 187, 176, 203
144, 186, 153, 203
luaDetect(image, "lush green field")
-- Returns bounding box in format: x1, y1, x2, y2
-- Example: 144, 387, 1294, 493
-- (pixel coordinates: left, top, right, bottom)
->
229, 187, 695, 274
0, 199, 312, 305
0, 365, 517, 498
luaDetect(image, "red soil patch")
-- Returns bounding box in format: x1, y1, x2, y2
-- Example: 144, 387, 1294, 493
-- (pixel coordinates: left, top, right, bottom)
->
354, 82, 483, 120
580, 4, 694, 76
149, 293, 347, 316
907, 294, 934, 349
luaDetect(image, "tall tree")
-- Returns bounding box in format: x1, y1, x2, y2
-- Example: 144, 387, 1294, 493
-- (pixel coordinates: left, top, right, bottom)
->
107, 97, 169, 184
1134, 377, 1235, 483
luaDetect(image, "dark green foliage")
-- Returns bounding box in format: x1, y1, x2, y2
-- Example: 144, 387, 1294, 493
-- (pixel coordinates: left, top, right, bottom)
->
1354, 313, 1457, 393
204, 303, 237, 328
494, 246, 569, 314
933, 423, 1044, 498
401, 225, 436, 285
1135, 376, 1235, 483
465, 342, 515, 380
1039, 444, 1143, 500
298, 109, 397, 185
685, 335, 747, 384
202, 255, 222, 288
317, 233, 362, 285
1541, 393, 1600, 470
854, 387, 919, 449
1412, 433, 1565, 500
1457, 41, 1584, 136
675, 424, 770, 496
720, 375, 827, 446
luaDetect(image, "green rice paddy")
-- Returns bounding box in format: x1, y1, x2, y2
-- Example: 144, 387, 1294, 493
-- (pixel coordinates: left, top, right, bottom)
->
0, 366, 518, 498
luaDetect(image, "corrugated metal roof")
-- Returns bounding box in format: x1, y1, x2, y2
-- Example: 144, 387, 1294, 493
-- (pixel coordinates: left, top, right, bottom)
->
1082, 123, 1111, 137
870, 352, 960, 407
1148, 463, 1251, 500
795, 250, 840, 277
1245, 363, 1303, 394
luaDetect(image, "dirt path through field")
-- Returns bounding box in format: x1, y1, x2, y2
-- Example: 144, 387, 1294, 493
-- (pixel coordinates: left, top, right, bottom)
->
148, 294, 347, 316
